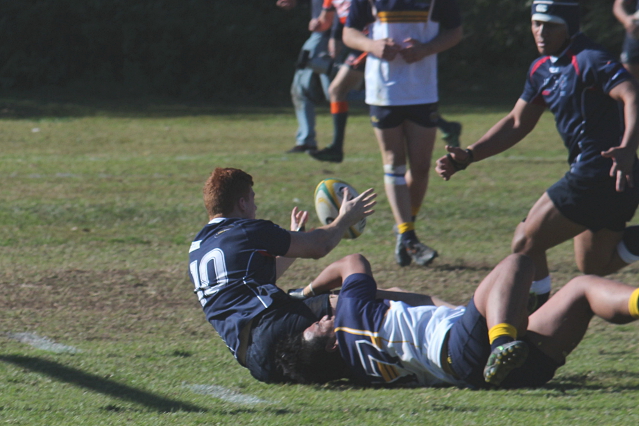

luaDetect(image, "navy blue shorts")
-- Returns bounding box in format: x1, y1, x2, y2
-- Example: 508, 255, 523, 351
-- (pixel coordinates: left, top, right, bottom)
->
621, 35, 639, 65
547, 171, 639, 232
369, 103, 439, 129
244, 294, 331, 383
447, 298, 562, 389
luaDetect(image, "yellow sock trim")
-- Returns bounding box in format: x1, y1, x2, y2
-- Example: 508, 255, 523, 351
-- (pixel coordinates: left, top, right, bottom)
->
397, 222, 414, 234
488, 323, 517, 344
629, 288, 639, 318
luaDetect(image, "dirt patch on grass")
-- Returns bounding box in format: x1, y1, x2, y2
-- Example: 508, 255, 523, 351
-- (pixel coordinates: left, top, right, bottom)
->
1, 268, 209, 341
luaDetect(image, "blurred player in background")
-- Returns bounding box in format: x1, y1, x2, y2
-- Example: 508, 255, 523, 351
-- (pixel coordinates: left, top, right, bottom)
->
437, 0, 639, 309
306, 0, 366, 163
343, 0, 463, 267
614, 0, 639, 79
278, 0, 333, 154
275, 252, 639, 389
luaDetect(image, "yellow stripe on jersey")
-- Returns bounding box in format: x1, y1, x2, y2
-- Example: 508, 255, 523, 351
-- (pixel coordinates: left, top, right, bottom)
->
335, 326, 417, 348
377, 361, 399, 382
377, 11, 429, 23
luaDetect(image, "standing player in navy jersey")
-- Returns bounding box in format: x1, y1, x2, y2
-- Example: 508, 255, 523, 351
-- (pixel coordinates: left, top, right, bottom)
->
275, 253, 639, 388
188, 167, 376, 383
437, 0, 639, 309
343, 0, 463, 267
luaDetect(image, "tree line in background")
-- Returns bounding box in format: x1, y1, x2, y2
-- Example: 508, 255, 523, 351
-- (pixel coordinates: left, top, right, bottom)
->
0, 0, 623, 103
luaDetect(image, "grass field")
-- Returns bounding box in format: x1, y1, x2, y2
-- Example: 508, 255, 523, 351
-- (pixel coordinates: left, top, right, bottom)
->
1, 97, 639, 425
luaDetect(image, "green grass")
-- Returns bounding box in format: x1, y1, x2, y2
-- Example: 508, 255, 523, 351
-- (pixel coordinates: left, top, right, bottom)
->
1, 98, 639, 425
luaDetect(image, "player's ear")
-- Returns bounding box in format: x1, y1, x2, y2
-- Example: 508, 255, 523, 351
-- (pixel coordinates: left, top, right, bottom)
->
325, 337, 338, 352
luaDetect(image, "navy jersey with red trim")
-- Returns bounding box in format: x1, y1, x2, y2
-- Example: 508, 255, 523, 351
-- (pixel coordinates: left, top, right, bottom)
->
346, 0, 461, 31
521, 33, 635, 178
188, 217, 291, 357
334, 275, 412, 385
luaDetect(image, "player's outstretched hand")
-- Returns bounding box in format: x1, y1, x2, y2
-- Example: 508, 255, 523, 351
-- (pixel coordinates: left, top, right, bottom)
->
290, 206, 309, 232
602, 146, 635, 192
339, 187, 376, 226
436, 145, 471, 181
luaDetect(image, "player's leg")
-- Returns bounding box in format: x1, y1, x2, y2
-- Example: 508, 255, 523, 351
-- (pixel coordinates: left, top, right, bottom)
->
511, 192, 586, 307
287, 32, 329, 153
527, 275, 639, 365
289, 68, 318, 152
471, 254, 535, 385
403, 119, 437, 223
373, 123, 412, 263
310, 65, 364, 163
308, 253, 372, 293
573, 228, 626, 275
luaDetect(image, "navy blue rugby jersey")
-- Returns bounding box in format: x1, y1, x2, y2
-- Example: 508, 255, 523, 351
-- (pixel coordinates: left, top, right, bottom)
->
521, 33, 634, 178
346, 0, 461, 32
188, 217, 291, 357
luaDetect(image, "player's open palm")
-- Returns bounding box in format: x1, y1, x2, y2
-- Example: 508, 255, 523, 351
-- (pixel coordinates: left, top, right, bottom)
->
602, 146, 636, 191
339, 188, 377, 226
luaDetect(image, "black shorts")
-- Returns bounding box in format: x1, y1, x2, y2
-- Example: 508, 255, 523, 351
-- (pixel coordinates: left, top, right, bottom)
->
244, 294, 331, 383
621, 35, 639, 65
369, 103, 440, 129
546, 171, 639, 232
447, 298, 562, 389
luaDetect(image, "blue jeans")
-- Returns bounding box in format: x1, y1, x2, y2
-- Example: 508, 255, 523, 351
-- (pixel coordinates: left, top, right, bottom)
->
291, 31, 331, 147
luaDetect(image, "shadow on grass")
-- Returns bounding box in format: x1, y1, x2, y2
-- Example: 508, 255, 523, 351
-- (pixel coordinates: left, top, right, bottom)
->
545, 371, 639, 392
0, 355, 207, 413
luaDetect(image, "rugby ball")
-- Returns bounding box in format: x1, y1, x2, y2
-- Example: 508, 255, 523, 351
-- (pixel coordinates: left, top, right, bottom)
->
314, 178, 366, 239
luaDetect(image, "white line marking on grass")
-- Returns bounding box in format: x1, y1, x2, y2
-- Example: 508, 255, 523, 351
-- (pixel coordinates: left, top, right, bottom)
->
184, 384, 271, 405
6, 332, 81, 354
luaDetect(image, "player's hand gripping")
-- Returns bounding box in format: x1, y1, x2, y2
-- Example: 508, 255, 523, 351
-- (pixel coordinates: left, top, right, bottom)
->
338, 187, 377, 227
399, 38, 430, 63
436, 146, 474, 181
370, 38, 401, 61
601, 146, 636, 192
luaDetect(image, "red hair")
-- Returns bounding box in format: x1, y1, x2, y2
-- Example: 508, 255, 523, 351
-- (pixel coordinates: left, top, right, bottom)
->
203, 168, 253, 218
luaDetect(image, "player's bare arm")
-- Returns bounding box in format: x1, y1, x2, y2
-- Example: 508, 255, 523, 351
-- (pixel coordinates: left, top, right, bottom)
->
343, 26, 400, 61
285, 188, 376, 259
309, 9, 335, 33
601, 79, 639, 191
399, 26, 463, 64
436, 99, 545, 180
613, 0, 639, 37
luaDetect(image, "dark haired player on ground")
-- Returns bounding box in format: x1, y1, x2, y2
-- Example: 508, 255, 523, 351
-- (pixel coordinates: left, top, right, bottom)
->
188, 167, 376, 382
275, 253, 639, 388
437, 0, 639, 309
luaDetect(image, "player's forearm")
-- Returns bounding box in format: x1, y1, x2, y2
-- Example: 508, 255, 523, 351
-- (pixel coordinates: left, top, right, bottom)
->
469, 117, 528, 161
343, 26, 372, 52
616, 81, 639, 152
420, 26, 463, 57
613, 0, 634, 28
469, 100, 542, 162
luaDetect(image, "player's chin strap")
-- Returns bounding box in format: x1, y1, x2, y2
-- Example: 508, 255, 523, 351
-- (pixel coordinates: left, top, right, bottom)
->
447, 148, 474, 171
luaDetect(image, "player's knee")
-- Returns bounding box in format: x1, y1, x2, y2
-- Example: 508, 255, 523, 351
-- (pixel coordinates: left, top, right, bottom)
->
342, 253, 371, 275
383, 164, 407, 185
